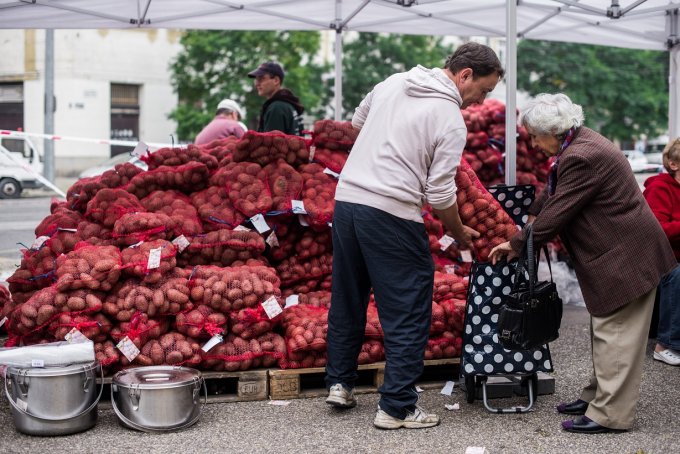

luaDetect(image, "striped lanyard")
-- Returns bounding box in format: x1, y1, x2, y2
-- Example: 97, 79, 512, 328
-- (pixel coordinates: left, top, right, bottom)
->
548, 127, 576, 196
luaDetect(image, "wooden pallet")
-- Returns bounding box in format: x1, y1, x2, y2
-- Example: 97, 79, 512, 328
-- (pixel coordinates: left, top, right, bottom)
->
269, 358, 460, 400
96, 369, 268, 407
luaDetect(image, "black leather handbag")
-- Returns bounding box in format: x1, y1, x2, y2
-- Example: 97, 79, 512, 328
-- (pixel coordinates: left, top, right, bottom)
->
498, 224, 563, 351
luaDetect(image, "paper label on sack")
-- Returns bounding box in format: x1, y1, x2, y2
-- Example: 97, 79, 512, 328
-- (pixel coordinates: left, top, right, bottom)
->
31, 235, 50, 250
234, 225, 252, 232
250, 214, 271, 233
460, 250, 473, 263
291, 200, 307, 215
16, 398, 28, 412
65, 328, 89, 344
444, 265, 457, 275
116, 336, 140, 362
440, 380, 455, 396
323, 167, 340, 178
445, 403, 460, 411
308, 145, 316, 161
131, 141, 149, 158
31, 359, 45, 368
58, 228, 78, 233
438, 234, 455, 251
172, 235, 190, 253
266, 231, 279, 248
285, 294, 299, 309
298, 215, 310, 227
147, 247, 162, 270
0, 317, 6, 328
262, 296, 283, 319
128, 241, 143, 249
201, 334, 223, 353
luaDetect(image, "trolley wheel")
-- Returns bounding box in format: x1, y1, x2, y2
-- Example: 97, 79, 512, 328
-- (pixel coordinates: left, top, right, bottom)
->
465, 375, 476, 404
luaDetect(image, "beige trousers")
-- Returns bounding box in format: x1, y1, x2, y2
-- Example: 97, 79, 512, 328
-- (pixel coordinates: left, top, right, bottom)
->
579, 287, 656, 430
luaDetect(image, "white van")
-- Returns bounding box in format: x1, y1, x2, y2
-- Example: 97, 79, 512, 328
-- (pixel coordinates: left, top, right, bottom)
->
0, 136, 43, 198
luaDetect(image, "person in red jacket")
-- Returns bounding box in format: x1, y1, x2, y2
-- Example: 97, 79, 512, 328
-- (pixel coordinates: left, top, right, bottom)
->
643, 137, 680, 366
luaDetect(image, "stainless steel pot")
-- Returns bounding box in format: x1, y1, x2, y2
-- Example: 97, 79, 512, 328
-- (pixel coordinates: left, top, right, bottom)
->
111, 366, 206, 432
4, 361, 102, 436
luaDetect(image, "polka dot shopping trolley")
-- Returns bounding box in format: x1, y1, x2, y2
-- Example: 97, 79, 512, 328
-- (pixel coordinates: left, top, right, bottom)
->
460, 184, 554, 414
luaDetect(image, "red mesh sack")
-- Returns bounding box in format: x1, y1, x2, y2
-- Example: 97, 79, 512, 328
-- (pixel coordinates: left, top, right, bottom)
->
103, 274, 192, 321
7, 246, 57, 298
95, 340, 121, 374
298, 163, 337, 227
312, 148, 349, 173
279, 349, 327, 369
264, 159, 303, 213
66, 176, 105, 213
175, 305, 227, 339
100, 162, 144, 188
112, 212, 171, 246
126, 162, 210, 199
133, 332, 202, 367
455, 160, 519, 262
48, 312, 113, 343
177, 229, 265, 267
312, 120, 358, 151
228, 296, 284, 340
295, 229, 332, 260
438, 298, 467, 335
35, 208, 83, 237
188, 265, 281, 313
140, 190, 203, 238
120, 239, 177, 283
220, 162, 273, 217
234, 130, 309, 167
190, 186, 245, 230
200, 332, 286, 371
318, 274, 332, 291
365, 302, 384, 340
276, 252, 333, 287
424, 332, 461, 360
85, 188, 145, 228
281, 279, 320, 297
197, 136, 239, 162
110, 312, 169, 350
297, 290, 331, 309
359, 339, 385, 365
141, 145, 218, 171
433, 271, 468, 302
0, 285, 12, 321
54, 243, 122, 292
430, 301, 447, 336
75, 219, 114, 246
266, 222, 299, 262
281, 304, 328, 353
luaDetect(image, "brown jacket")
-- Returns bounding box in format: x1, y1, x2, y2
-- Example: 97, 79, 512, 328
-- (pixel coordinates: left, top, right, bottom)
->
510, 127, 675, 316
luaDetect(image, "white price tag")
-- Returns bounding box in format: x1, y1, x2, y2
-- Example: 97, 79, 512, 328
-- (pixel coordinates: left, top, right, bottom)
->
266, 231, 279, 248
284, 294, 300, 309
298, 215, 310, 227
234, 225, 252, 232
262, 296, 283, 319
31, 235, 50, 250
58, 228, 78, 233
0, 317, 7, 328
460, 250, 473, 263
172, 235, 191, 253
201, 334, 223, 353
444, 264, 457, 275
323, 167, 340, 178
308, 145, 316, 161
250, 213, 271, 234
438, 234, 455, 251
291, 200, 307, 214
65, 328, 89, 344
131, 140, 149, 158
147, 247, 162, 270
116, 336, 140, 362
31, 359, 45, 368
440, 380, 455, 396
16, 398, 28, 412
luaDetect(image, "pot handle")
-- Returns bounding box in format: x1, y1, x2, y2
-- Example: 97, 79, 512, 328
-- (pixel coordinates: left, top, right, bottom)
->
111, 376, 207, 433
4, 362, 104, 423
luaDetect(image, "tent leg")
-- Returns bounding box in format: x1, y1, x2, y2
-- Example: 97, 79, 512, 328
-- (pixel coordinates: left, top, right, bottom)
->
505, 0, 517, 186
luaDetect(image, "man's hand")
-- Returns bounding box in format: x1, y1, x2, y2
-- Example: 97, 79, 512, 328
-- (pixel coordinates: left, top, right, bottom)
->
452, 225, 479, 251
488, 241, 517, 265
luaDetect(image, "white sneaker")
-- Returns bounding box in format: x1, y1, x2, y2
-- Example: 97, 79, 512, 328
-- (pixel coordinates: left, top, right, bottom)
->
373, 406, 440, 430
654, 349, 680, 366
326, 384, 357, 408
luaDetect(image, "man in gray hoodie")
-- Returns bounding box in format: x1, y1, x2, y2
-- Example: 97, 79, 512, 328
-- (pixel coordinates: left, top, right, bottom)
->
325, 42, 504, 429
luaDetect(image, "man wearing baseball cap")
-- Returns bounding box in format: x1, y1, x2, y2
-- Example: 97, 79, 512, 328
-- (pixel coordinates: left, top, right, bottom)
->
248, 61, 305, 136
194, 99, 247, 145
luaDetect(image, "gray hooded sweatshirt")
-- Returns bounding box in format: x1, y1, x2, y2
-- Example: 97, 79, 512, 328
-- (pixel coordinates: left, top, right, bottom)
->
335, 65, 467, 223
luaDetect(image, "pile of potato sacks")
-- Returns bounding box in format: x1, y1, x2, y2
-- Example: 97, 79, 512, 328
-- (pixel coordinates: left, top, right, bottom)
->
0, 100, 547, 373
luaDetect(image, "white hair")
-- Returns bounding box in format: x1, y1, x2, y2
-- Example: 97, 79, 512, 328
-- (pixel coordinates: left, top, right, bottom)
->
519, 93, 584, 136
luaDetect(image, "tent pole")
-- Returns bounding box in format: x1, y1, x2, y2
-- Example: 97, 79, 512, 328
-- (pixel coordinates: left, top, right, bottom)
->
505, 0, 517, 185
334, 29, 343, 121
670, 44, 680, 139
44, 29, 55, 183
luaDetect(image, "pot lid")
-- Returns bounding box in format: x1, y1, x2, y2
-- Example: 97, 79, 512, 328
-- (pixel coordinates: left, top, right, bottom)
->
113, 366, 201, 389
7, 361, 98, 378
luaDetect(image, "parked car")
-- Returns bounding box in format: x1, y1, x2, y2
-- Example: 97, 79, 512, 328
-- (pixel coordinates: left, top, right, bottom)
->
623, 150, 662, 173
78, 153, 147, 179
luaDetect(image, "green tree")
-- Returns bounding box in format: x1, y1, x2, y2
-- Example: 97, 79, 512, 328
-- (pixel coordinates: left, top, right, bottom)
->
331, 33, 450, 119
517, 40, 669, 142
170, 30, 330, 141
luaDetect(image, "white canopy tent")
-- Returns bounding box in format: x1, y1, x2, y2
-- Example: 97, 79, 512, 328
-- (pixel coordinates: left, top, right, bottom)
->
1, 0, 679, 184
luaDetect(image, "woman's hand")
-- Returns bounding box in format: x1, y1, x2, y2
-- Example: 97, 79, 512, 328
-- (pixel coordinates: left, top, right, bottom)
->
488, 241, 517, 265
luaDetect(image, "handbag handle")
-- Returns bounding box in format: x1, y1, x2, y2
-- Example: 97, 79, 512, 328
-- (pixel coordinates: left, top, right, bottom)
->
513, 224, 554, 297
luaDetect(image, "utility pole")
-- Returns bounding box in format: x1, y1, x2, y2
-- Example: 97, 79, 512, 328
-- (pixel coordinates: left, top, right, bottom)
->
44, 29, 55, 182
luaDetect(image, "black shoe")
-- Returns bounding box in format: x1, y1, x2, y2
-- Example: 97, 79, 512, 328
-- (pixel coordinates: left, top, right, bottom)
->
562, 416, 627, 434
556, 399, 589, 415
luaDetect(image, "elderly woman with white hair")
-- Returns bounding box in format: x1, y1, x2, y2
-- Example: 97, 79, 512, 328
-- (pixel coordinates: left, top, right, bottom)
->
489, 93, 676, 434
